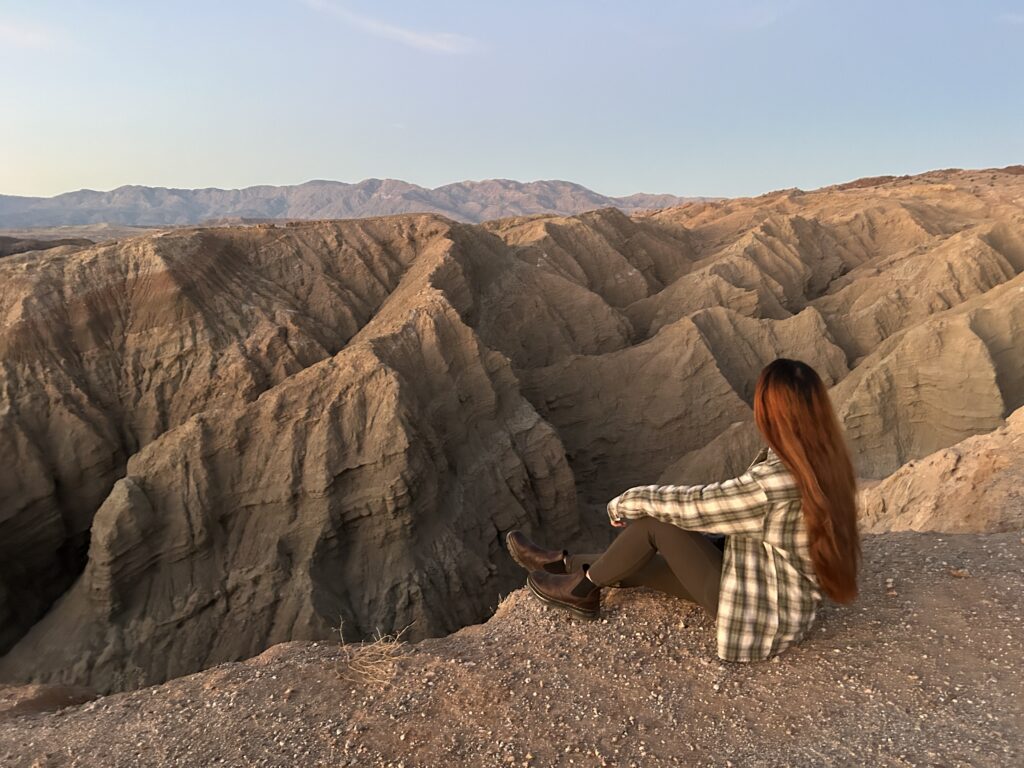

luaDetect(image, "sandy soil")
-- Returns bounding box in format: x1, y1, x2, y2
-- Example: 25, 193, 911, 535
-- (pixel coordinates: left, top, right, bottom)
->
2, 532, 1021, 768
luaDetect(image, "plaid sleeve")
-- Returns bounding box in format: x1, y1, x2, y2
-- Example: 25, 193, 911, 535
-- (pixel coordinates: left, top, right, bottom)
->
607, 472, 768, 535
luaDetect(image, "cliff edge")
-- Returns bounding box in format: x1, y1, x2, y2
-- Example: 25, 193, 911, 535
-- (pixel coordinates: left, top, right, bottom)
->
2, 531, 1020, 767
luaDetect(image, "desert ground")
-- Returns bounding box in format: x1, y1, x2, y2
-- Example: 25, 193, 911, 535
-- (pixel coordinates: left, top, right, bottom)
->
2, 532, 1020, 767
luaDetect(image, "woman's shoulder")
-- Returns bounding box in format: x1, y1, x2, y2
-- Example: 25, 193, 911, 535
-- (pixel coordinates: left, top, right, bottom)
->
746, 448, 801, 499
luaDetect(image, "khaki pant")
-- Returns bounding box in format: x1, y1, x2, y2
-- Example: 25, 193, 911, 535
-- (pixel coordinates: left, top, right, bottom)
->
567, 517, 724, 618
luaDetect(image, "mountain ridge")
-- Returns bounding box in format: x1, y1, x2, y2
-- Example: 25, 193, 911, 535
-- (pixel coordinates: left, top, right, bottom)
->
0, 178, 697, 228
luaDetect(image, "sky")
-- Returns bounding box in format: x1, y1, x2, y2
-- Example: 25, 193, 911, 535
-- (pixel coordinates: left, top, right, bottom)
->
1, 0, 1022, 199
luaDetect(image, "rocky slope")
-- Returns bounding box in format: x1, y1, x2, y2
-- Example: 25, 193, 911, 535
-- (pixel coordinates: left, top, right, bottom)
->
1, 166, 1023, 693
860, 405, 1024, 533
1, 532, 1021, 767
0, 179, 693, 228
0, 235, 93, 258
0, 217, 590, 678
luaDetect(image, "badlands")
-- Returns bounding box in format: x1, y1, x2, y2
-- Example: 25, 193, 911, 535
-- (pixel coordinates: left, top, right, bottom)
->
1, 166, 1022, 766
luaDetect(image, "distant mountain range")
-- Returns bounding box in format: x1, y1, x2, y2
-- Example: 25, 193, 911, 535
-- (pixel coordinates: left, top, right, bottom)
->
0, 179, 696, 228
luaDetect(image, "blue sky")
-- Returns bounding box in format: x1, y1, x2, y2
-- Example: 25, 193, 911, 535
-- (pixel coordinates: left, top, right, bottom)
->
1, 1, 1022, 198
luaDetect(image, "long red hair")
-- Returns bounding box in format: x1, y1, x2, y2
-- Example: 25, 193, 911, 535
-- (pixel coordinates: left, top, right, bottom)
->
753, 359, 860, 602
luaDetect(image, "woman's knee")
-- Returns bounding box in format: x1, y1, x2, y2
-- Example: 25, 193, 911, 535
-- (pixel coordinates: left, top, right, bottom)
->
628, 515, 670, 548
629, 515, 660, 532
637, 517, 709, 551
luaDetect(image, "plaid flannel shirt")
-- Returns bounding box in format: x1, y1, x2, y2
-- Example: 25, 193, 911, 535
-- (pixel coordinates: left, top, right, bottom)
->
607, 447, 821, 662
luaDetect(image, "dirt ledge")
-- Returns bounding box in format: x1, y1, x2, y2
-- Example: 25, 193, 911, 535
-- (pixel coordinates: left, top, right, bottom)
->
1, 532, 1021, 767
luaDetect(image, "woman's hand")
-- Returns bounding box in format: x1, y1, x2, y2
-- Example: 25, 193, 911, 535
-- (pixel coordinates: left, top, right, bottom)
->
608, 495, 628, 527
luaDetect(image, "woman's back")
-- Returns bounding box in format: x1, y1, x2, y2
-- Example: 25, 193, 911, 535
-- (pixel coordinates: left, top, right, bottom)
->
720, 447, 821, 661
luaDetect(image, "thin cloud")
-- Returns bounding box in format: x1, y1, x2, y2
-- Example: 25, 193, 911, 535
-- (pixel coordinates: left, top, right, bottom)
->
998, 12, 1024, 24
720, 1, 802, 29
298, 0, 479, 54
0, 20, 58, 49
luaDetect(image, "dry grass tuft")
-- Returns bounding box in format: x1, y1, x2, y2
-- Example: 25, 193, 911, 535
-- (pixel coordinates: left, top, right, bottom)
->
335, 619, 413, 687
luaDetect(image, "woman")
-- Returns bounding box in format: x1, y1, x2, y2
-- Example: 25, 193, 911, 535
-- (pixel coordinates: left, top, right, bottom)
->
507, 358, 860, 662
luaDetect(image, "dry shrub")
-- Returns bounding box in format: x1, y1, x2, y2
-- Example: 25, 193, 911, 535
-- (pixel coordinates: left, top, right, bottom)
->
335, 619, 413, 687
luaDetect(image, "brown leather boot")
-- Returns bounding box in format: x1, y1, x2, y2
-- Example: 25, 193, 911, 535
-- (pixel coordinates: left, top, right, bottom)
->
506, 530, 568, 574
527, 567, 600, 619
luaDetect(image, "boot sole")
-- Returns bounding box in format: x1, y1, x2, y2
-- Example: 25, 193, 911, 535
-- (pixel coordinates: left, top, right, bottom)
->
527, 576, 600, 620
506, 531, 566, 574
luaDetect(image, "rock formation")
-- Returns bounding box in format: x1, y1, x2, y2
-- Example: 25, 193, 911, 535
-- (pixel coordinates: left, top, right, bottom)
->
0, 217, 460, 654
657, 421, 764, 485
1, 166, 1023, 692
859, 405, 1024, 533
0, 296, 578, 689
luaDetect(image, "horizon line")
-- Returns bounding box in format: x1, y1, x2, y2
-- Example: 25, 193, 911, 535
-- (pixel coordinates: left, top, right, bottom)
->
3, 163, 1022, 203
